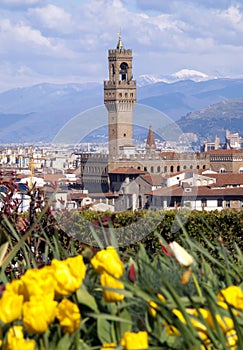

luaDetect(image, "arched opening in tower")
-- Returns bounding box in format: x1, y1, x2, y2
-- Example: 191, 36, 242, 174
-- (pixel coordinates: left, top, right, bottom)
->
119, 62, 128, 81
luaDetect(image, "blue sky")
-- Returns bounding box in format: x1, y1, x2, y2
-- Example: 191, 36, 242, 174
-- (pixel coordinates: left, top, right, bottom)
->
0, 0, 243, 91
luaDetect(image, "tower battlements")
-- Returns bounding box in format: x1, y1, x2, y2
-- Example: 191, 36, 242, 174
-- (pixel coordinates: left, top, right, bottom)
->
108, 49, 132, 56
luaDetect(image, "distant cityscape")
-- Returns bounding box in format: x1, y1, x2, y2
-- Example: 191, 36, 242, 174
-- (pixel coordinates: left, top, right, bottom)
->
1, 37, 243, 215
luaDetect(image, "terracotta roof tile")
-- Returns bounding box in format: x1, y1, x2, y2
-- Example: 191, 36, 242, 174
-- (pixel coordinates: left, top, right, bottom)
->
109, 167, 146, 175
140, 174, 163, 186
204, 149, 243, 155
147, 185, 243, 197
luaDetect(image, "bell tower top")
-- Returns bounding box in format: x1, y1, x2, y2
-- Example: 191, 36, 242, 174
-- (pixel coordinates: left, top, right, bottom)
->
104, 35, 135, 85
116, 32, 124, 50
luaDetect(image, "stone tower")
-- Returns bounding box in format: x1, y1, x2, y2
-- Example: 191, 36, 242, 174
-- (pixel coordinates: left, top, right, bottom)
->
104, 35, 136, 157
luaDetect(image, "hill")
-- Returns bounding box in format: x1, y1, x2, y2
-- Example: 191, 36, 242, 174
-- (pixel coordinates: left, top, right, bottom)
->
176, 98, 243, 142
0, 77, 243, 143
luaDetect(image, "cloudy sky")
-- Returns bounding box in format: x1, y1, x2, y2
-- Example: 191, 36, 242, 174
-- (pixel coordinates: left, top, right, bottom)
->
0, 0, 243, 91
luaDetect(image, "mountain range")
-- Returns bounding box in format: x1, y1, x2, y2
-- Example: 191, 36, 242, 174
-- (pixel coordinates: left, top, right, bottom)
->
0, 70, 243, 143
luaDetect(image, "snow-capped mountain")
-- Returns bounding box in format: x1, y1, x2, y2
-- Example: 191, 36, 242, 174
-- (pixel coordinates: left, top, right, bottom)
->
136, 74, 167, 87
1, 75, 243, 142
170, 69, 213, 82
137, 69, 217, 86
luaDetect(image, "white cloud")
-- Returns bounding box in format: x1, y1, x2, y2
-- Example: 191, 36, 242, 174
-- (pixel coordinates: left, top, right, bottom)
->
0, 0, 243, 91
0, 19, 52, 49
28, 4, 73, 33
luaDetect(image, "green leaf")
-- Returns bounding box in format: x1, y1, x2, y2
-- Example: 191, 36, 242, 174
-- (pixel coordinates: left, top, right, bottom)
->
76, 285, 99, 313
118, 307, 132, 335
97, 317, 113, 344
56, 334, 71, 350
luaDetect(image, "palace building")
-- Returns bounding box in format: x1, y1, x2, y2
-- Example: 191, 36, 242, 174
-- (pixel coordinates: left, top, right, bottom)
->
78, 36, 243, 196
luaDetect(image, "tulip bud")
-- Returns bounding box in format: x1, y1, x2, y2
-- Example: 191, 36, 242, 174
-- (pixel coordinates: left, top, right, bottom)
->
169, 241, 194, 267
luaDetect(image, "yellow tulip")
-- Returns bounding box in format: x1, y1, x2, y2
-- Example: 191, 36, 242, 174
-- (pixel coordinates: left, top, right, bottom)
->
120, 331, 148, 349
51, 255, 86, 296
4, 326, 35, 350
148, 293, 165, 317
5, 279, 24, 296
100, 342, 116, 349
0, 291, 23, 324
100, 273, 124, 302
165, 308, 211, 343
23, 295, 57, 334
91, 246, 124, 278
226, 329, 238, 349
56, 298, 81, 334
217, 286, 243, 311
21, 266, 55, 301
148, 300, 158, 317
214, 314, 234, 334
168, 241, 194, 267
158, 293, 165, 303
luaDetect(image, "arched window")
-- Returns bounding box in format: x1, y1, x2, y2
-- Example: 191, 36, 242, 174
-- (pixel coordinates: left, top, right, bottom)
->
177, 165, 180, 172
157, 166, 161, 173
119, 62, 128, 81
170, 165, 174, 173
220, 167, 226, 173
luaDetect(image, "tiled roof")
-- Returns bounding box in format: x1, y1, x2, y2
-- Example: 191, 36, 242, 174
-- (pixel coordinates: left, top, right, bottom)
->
109, 167, 146, 175
70, 192, 88, 200
147, 185, 243, 197
208, 173, 243, 186
204, 149, 243, 155
140, 174, 163, 186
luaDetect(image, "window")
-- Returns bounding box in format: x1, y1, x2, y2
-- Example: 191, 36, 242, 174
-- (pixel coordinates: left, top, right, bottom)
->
183, 165, 187, 170
164, 166, 167, 172
201, 198, 207, 208
170, 166, 174, 173
151, 166, 154, 173
217, 198, 223, 207
157, 166, 160, 173
226, 199, 230, 208
177, 165, 180, 172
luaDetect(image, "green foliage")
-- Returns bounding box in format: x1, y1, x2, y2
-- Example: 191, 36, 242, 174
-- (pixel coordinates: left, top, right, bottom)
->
1, 207, 243, 349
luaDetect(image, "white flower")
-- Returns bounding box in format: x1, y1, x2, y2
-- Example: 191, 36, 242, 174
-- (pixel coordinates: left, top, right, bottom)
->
169, 241, 194, 267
